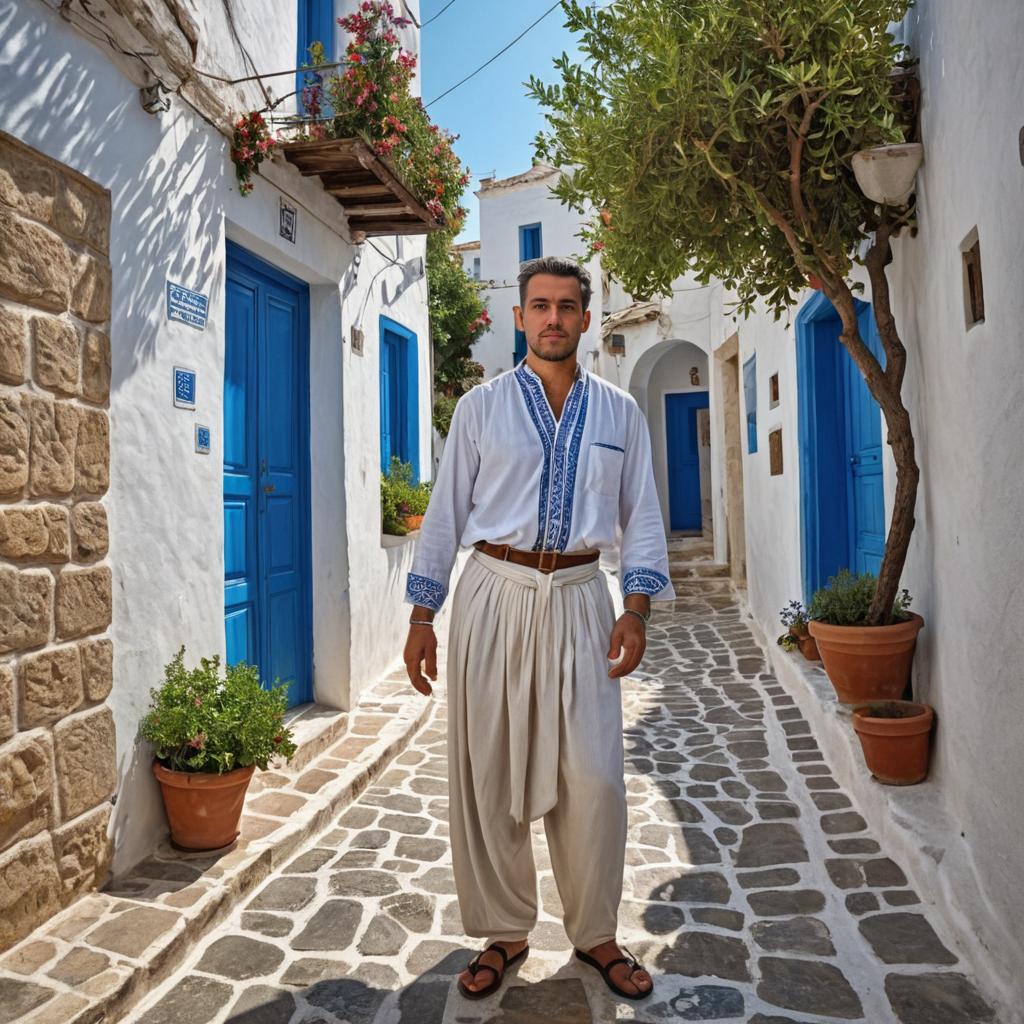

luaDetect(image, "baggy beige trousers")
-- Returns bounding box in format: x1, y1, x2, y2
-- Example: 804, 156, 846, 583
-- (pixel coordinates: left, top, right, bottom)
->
447, 549, 627, 951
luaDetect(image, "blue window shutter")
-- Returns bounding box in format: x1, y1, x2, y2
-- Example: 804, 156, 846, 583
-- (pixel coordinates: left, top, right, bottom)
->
519, 223, 542, 263
513, 328, 527, 365
297, 0, 334, 115
380, 335, 394, 472
379, 317, 420, 481
743, 354, 758, 454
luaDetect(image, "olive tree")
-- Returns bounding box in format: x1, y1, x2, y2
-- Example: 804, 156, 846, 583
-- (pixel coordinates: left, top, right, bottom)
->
530, 0, 917, 625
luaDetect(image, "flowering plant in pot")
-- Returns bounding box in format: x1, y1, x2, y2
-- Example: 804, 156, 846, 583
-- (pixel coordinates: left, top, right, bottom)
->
807, 571, 923, 704
232, 2, 469, 229
381, 458, 432, 535
777, 599, 820, 661
853, 700, 934, 785
138, 648, 297, 850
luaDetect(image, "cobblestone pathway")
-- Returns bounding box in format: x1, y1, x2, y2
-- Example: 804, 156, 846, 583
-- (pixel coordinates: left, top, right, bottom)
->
131, 550, 996, 1024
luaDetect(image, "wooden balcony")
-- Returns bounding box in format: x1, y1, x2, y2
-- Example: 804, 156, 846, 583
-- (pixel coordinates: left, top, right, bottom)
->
279, 137, 445, 238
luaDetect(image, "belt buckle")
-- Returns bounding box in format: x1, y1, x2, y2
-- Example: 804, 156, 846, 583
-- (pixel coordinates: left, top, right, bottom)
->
538, 548, 558, 574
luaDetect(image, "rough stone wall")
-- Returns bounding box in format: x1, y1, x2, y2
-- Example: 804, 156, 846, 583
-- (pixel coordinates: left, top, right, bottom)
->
0, 131, 115, 952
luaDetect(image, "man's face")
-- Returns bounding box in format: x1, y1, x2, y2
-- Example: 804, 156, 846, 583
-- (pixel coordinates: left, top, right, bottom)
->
514, 273, 591, 364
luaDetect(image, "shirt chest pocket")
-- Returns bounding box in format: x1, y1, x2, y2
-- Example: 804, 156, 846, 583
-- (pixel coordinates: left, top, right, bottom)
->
585, 443, 624, 499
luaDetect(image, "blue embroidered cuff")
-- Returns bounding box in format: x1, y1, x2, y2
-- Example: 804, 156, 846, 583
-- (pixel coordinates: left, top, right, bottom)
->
406, 572, 447, 611
623, 567, 670, 597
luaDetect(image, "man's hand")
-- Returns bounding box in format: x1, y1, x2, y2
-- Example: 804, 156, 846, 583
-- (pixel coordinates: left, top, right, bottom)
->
608, 610, 646, 679
404, 618, 438, 697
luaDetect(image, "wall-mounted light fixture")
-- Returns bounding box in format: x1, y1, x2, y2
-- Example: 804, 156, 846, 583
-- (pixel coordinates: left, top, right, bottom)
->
139, 82, 171, 115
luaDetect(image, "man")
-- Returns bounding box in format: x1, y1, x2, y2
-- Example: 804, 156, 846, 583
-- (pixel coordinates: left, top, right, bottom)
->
402, 256, 673, 1001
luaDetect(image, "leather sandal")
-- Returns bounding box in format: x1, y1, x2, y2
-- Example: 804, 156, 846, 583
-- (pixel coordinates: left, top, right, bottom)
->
575, 946, 652, 1001
457, 942, 530, 1000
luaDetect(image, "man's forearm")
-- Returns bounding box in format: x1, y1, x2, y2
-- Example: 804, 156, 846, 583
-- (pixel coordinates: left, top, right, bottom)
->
623, 594, 651, 616
410, 605, 436, 622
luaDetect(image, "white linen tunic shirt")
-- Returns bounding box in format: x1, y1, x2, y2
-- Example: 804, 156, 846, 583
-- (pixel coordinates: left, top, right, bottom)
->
406, 363, 675, 611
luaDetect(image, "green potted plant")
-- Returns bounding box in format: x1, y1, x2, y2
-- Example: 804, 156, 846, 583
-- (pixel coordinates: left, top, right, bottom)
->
852, 699, 934, 785
138, 648, 297, 851
807, 571, 923, 703
778, 599, 820, 661
381, 458, 431, 534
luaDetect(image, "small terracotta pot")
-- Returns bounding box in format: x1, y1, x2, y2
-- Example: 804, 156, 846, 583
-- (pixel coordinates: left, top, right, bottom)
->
808, 613, 924, 703
796, 633, 821, 661
152, 761, 255, 851
853, 700, 934, 785
402, 514, 425, 531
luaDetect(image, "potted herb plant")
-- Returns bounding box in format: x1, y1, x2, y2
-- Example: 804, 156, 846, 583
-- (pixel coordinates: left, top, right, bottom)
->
807, 571, 923, 704
852, 699, 934, 785
778, 599, 820, 661
381, 458, 431, 535
138, 648, 297, 851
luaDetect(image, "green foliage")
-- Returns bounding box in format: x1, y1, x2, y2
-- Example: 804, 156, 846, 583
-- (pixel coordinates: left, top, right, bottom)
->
427, 232, 489, 434
137, 648, 296, 774
381, 457, 432, 534
432, 394, 459, 437
530, 0, 912, 313
809, 569, 912, 626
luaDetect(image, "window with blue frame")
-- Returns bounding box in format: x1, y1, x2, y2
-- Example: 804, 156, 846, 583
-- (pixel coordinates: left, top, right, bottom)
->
743, 354, 758, 454
379, 317, 419, 480
297, 0, 334, 115
519, 223, 542, 263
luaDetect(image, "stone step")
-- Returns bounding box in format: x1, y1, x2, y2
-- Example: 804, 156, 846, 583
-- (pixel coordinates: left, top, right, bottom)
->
671, 577, 734, 596
669, 561, 730, 579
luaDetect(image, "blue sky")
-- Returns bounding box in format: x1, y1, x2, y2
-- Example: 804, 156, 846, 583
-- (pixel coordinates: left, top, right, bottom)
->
419, 1, 585, 243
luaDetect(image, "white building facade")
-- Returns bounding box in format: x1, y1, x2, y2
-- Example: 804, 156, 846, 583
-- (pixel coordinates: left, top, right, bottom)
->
0, 0, 435, 938
703, 1, 1024, 1013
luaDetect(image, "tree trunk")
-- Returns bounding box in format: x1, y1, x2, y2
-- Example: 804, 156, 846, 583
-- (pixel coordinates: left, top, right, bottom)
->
823, 259, 920, 626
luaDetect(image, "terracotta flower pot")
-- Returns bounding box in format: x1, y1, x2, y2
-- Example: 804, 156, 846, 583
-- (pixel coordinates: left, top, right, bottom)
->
853, 700, 934, 785
808, 613, 924, 703
796, 633, 821, 661
152, 761, 255, 851
402, 514, 425, 531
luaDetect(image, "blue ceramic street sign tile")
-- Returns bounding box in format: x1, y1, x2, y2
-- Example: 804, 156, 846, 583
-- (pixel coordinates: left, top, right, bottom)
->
173, 366, 196, 409
167, 281, 208, 330
195, 424, 211, 454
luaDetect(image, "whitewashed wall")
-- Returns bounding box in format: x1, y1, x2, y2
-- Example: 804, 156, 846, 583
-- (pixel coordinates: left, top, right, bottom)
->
2, 0, 431, 873
475, 174, 601, 379
719, 0, 1024, 1010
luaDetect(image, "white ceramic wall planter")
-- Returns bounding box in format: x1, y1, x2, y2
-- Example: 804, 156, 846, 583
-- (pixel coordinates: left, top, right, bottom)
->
851, 142, 924, 206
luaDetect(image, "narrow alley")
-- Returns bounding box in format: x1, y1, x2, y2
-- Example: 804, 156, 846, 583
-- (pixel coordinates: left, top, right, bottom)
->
123, 541, 994, 1024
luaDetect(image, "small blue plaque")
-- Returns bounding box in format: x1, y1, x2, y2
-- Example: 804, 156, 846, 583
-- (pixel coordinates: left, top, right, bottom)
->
195, 424, 211, 454
167, 281, 209, 330
173, 366, 196, 409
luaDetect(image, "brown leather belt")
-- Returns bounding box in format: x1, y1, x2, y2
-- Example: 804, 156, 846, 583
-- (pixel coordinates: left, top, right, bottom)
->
474, 541, 600, 575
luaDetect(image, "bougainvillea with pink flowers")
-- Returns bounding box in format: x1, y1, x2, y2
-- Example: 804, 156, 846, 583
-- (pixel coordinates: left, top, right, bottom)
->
230, 111, 275, 197
230, 0, 469, 230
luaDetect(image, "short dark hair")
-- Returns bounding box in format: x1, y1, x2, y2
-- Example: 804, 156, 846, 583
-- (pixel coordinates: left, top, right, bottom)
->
518, 257, 592, 311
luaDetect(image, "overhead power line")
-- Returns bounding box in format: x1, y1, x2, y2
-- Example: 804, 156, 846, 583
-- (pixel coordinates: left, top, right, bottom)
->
422, 0, 460, 28
425, 1, 562, 108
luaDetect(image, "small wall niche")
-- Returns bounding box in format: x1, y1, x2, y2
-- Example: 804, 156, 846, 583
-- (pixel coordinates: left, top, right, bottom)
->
769, 427, 784, 476
769, 372, 780, 408
960, 227, 985, 329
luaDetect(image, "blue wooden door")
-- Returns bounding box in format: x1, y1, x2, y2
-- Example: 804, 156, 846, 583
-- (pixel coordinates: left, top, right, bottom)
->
797, 292, 886, 599
224, 242, 312, 707
665, 392, 709, 531
844, 306, 885, 574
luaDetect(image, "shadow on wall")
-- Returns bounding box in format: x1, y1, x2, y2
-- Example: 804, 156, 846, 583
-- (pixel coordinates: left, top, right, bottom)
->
2, 3, 223, 389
